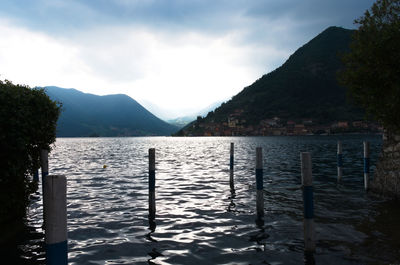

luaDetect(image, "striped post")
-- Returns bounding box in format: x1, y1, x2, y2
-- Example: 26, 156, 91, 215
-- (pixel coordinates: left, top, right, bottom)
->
337, 141, 343, 182
33, 169, 39, 182
43, 175, 67, 265
230, 143, 234, 170
230, 143, 234, 188
364, 141, 370, 191
40, 149, 49, 224
301, 152, 316, 252
149, 148, 156, 219
40, 149, 49, 182
256, 147, 264, 219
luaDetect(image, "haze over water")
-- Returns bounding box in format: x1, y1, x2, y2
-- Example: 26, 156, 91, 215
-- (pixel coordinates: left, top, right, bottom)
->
25, 135, 400, 264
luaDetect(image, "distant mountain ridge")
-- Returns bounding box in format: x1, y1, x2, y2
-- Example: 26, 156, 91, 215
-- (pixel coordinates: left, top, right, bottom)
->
178, 26, 366, 136
167, 100, 225, 128
44, 86, 178, 137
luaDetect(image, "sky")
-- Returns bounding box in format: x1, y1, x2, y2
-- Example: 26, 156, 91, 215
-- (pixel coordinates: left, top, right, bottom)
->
0, 0, 375, 120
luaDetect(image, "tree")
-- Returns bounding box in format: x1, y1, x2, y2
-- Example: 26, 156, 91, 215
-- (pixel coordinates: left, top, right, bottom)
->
0, 80, 61, 226
340, 0, 400, 132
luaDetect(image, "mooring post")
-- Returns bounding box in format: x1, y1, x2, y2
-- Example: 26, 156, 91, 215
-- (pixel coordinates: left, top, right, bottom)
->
43, 175, 67, 265
256, 147, 264, 219
33, 169, 39, 182
230, 143, 234, 188
337, 141, 343, 182
301, 152, 316, 252
40, 149, 49, 222
364, 141, 370, 191
40, 149, 49, 182
149, 148, 156, 219
230, 142, 234, 170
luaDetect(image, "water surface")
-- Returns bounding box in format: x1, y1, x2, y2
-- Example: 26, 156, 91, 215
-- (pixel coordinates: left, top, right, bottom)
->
24, 135, 400, 264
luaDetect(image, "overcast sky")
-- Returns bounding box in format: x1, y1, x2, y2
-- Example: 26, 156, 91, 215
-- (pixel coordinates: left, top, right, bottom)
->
0, 0, 375, 119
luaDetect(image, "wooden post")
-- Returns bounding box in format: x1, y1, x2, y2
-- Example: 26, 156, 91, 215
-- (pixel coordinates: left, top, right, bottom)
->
230, 143, 234, 188
149, 148, 156, 219
40, 149, 49, 224
33, 169, 39, 182
230, 143, 234, 170
337, 141, 343, 182
256, 147, 264, 219
40, 149, 49, 182
364, 141, 370, 191
43, 175, 68, 265
301, 152, 316, 252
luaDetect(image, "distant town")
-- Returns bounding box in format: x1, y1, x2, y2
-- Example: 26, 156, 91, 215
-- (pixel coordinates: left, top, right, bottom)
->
183, 109, 382, 136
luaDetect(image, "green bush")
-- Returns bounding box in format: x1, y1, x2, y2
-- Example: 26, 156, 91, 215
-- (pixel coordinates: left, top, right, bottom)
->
0, 80, 61, 226
340, 0, 400, 132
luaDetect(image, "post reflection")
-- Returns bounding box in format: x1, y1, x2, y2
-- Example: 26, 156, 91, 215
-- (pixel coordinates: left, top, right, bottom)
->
250, 217, 269, 250
228, 170, 236, 212
255, 217, 264, 229
304, 251, 315, 265
146, 217, 157, 243
251, 198, 268, 249
229, 169, 234, 190
147, 247, 163, 265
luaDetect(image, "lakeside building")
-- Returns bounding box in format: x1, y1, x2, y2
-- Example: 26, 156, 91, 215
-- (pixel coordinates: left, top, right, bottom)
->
191, 115, 382, 136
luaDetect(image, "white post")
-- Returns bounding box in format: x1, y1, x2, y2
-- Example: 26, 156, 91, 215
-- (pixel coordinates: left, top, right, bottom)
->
364, 141, 370, 191
43, 175, 67, 265
256, 147, 264, 219
301, 152, 316, 252
33, 169, 39, 182
230, 143, 234, 170
40, 149, 49, 181
337, 141, 343, 182
149, 148, 156, 219
40, 149, 49, 224
230, 143, 234, 188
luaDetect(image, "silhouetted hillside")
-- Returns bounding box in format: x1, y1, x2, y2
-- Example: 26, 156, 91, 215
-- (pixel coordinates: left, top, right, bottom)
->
178, 27, 367, 136
44, 86, 178, 136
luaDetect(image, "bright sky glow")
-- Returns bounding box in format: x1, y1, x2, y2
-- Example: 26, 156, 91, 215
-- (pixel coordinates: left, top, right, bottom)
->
0, 0, 374, 119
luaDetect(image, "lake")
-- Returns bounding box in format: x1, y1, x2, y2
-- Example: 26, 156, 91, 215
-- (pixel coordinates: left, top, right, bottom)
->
21, 135, 400, 264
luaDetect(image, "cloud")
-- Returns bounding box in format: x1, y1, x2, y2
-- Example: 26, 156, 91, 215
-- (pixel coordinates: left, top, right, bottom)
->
0, 20, 89, 87
0, 19, 288, 118
0, 1, 375, 38
72, 25, 288, 112
0, 0, 377, 118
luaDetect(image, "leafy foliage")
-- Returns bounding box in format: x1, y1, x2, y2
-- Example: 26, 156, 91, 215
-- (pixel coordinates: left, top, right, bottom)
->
340, 0, 400, 132
0, 80, 60, 225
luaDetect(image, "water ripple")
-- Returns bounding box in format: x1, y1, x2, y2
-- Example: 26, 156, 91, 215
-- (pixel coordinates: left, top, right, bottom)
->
21, 135, 400, 264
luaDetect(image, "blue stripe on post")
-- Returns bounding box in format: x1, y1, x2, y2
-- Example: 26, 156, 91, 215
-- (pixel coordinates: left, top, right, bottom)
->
33, 170, 39, 182
337, 154, 343, 168
364, 157, 370, 174
42, 171, 48, 183
230, 155, 234, 170
303, 186, 314, 219
256, 168, 263, 190
149, 170, 155, 192
46, 240, 68, 265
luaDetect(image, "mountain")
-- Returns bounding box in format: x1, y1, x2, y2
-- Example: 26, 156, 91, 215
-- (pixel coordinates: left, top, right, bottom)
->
167, 116, 196, 129
177, 26, 367, 136
167, 100, 225, 128
44, 86, 179, 137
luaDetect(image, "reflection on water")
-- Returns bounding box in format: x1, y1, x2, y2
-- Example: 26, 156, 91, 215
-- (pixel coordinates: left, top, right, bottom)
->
20, 135, 400, 264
